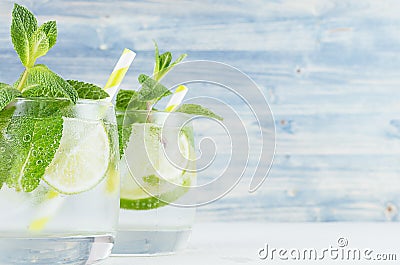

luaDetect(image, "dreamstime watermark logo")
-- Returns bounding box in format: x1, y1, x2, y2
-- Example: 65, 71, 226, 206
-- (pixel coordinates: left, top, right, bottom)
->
122, 60, 276, 207
258, 238, 397, 261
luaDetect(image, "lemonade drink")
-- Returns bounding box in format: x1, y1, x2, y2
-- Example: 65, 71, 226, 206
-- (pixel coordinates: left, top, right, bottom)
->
0, 4, 124, 264
113, 111, 196, 255
0, 99, 119, 265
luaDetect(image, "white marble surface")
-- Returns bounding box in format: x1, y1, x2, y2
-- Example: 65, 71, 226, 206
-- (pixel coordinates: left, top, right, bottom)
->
103, 222, 400, 265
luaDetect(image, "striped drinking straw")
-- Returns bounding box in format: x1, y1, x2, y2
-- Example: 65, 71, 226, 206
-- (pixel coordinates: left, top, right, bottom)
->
104, 48, 136, 101
165, 85, 188, 112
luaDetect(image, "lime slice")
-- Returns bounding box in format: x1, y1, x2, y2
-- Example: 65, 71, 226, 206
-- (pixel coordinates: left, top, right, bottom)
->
120, 124, 194, 210
43, 117, 110, 194
120, 177, 191, 210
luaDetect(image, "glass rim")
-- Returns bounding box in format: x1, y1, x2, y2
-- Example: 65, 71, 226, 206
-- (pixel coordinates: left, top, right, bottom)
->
116, 109, 193, 117
11, 97, 114, 106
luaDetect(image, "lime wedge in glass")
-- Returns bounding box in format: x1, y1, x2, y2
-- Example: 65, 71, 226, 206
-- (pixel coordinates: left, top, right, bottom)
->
120, 123, 194, 210
43, 117, 110, 194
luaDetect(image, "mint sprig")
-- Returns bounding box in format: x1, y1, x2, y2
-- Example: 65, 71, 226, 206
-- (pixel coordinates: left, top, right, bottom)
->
138, 74, 172, 102
153, 42, 187, 81
10, 3, 101, 103
67, 80, 109, 100
115, 43, 223, 161
11, 4, 56, 69
116, 42, 186, 112
15, 64, 78, 103
0, 83, 21, 111
176, 104, 223, 121
116, 43, 222, 121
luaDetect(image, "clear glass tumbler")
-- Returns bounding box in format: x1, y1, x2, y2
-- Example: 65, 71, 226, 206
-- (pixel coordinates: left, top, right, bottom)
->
113, 110, 196, 255
0, 98, 120, 265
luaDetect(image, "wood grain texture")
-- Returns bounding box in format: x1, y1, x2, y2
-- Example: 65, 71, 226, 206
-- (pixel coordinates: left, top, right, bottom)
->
1, 0, 400, 222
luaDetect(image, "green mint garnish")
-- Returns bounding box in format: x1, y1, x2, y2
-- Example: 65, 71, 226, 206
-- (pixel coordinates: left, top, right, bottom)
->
115, 89, 146, 111
115, 43, 187, 112
0, 107, 17, 189
67, 80, 109, 100
16, 64, 78, 103
11, 4, 57, 69
6, 115, 63, 192
0, 83, 21, 111
0, 4, 110, 193
11, 3, 38, 67
153, 42, 187, 81
115, 43, 223, 160
116, 113, 132, 158
176, 104, 223, 121
138, 74, 172, 102
115, 90, 146, 158
38, 21, 57, 49
10, 3, 99, 103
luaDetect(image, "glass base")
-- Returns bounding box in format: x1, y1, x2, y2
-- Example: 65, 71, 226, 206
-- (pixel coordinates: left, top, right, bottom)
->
0, 235, 114, 265
112, 229, 192, 256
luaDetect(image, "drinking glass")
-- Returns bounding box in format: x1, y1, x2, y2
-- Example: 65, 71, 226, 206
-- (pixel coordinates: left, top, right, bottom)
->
113, 110, 196, 255
0, 98, 120, 265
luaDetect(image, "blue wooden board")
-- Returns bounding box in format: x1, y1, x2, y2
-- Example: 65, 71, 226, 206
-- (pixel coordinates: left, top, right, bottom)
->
1, 0, 400, 222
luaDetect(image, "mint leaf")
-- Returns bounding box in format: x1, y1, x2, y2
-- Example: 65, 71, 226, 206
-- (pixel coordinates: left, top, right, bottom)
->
6, 115, 63, 192
158, 52, 172, 73
38, 21, 57, 49
116, 90, 135, 110
153, 41, 161, 77
28, 29, 49, 67
11, 3, 38, 67
138, 74, 171, 102
116, 89, 146, 111
0, 107, 16, 189
16, 64, 78, 103
67, 80, 109, 100
116, 113, 132, 158
176, 104, 223, 121
168, 53, 186, 69
115, 89, 147, 158
152, 41, 186, 81
0, 83, 21, 111
22, 100, 71, 119
157, 54, 187, 80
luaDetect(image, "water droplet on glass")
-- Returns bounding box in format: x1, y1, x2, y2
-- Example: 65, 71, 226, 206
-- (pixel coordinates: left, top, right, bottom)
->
23, 134, 31, 142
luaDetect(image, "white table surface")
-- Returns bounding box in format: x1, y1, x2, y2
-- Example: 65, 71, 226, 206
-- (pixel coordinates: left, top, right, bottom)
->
103, 222, 400, 265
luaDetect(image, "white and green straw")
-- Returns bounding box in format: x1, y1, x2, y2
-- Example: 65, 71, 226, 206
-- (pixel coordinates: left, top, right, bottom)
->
165, 85, 188, 112
104, 48, 136, 101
